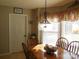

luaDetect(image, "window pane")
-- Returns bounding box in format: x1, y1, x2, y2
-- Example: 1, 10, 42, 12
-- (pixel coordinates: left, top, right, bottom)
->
43, 31, 59, 46
41, 22, 59, 46
61, 21, 79, 43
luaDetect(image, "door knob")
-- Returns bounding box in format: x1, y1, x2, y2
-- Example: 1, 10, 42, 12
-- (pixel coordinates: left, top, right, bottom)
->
24, 35, 26, 37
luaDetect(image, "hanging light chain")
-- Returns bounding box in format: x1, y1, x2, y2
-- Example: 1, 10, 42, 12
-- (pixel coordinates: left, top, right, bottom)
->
44, 0, 47, 23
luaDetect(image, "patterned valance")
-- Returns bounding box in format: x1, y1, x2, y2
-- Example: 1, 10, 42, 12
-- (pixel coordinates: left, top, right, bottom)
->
39, 7, 79, 22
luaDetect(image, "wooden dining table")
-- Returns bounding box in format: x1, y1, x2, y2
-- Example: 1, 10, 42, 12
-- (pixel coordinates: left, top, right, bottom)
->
31, 44, 79, 59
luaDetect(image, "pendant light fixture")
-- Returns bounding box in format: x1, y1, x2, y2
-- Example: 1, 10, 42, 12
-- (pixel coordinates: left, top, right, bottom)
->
40, 0, 50, 28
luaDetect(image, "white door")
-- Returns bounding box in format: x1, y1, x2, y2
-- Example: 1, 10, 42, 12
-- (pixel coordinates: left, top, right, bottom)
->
9, 14, 28, 53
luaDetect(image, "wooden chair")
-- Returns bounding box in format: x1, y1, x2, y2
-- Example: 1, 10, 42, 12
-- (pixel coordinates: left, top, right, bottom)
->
67, 41, 79, 56
22, 42, 30, 59
56, 37, 69, 50
22, 42, 36, 59
27, 38, 38, 50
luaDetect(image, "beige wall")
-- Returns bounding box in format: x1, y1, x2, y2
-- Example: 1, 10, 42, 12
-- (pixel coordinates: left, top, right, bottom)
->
0, 5, 31, 54
0, 6, 9, 54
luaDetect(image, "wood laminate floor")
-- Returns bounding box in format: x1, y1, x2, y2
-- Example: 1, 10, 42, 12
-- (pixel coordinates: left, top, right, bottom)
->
0, 52, 26, 59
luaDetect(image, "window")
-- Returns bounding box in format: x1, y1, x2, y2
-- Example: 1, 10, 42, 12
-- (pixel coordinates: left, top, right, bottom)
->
61, 21, 79, 43
38, 19, 79, 46
39, 22, 59, 46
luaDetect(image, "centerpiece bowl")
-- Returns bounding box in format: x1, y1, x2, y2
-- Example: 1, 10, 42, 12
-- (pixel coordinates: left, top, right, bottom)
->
44, 44, 57, 55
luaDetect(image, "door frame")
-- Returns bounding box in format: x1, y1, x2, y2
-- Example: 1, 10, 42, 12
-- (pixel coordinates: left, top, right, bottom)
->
9, 14, 29, 53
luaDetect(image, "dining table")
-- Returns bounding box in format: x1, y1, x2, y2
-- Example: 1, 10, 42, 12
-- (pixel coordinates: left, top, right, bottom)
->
31, 44, 79, 59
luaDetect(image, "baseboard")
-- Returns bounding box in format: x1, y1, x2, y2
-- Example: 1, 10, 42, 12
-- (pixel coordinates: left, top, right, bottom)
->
0, 52, 11, 56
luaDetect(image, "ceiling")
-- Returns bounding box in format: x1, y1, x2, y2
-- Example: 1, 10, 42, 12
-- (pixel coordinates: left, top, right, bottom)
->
0, 0, 74, 9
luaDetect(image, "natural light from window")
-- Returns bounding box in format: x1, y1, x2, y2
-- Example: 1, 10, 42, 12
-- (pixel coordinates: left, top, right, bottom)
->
38, 18, 79, 46
39, 22, 59, 46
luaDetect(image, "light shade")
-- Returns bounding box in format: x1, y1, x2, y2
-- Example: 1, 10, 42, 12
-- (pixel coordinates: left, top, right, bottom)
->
40, 19, 50, 24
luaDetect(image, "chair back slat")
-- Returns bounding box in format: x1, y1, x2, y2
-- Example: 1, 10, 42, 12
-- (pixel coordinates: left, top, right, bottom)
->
76, 47, 79, 55
56, 37, 69, 50
67, 41, 79, 56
